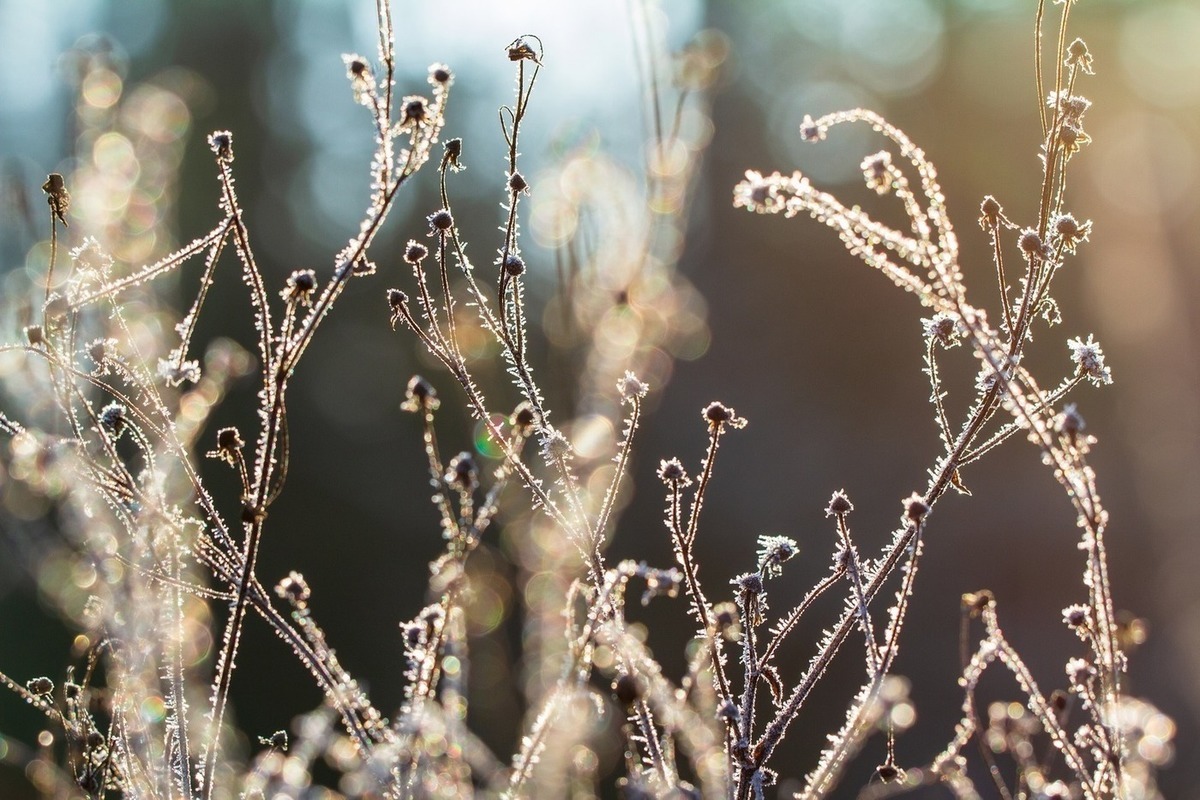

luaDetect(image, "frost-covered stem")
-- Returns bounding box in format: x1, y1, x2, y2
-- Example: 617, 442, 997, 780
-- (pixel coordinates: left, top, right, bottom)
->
595, 394, 642, 542
926, 339, 953, 454
960, 374, 1083, 465
987, 218, 1015, 334
760, 566, 845, 667
835, 513, 880, 675
753, 379, 1004, 775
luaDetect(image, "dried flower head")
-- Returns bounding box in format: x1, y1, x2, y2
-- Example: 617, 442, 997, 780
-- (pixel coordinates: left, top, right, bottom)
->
507, 36, 542, 64
275, 571, 311, 607
978, 195, 1004, 231
1052, 213, 1092, 254
401, 375, 439, 413
400, 95, 430, 129
404, 241, 429, 264
902, 492, 929, 525
207, 130, 233, 162
617, 371, 648, 401
657, 458, 691, 487
27, 677, 54, 696
1067, 335, 1112, 385
923, 312, 961, 348
24, 325, 44, 347
1066, 37, 1094, 74
98, 402, 127, 436
281, 269, 317, 306
508, 171, 528, 195
1018, 228, 1052, 261
825, 490, 854, 517
502, 253, 526, 276
41, 173, 70, 226
860, 151, 895, 195
429, 62, 453, 84
799, 114, 825, 142
443, 138, 464, 171
511, 401, 538, 434
445, 451, 478, 492
207, 427, 246, 466
702, 401, 746, 431
757, 535, 798, 578
427, 208, 454, 234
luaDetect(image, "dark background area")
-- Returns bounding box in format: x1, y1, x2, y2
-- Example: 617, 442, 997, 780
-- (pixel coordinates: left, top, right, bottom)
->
1, 0, 1197, 797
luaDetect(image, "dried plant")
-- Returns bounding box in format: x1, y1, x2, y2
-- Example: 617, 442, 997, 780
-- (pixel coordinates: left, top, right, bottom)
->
0, 2, 1173, 800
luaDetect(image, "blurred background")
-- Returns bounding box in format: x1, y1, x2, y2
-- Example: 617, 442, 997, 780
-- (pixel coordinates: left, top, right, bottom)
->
1, 0, 1197, 796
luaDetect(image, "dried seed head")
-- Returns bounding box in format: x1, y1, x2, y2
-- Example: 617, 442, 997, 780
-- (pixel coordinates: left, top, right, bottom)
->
1066, 37, 1094, 74
27, 677, 54, 696
402, 375, 439, 412
861, 151, 894, 194
1063, 604, 1091, 629
41, 173, 70, 226
441, 138, 464, 171
445, 451, 478, 492
923, 312, 961, 348
387, 288, 409, 320
429, 63, 453, 84
1018, 228, 1048, 260
734, 571, 764, 595
902, 493, 929, 525
617, 371, 648, 400
276, 571, 311, 607
99, 402, 126, 436
1067, 335, 1112, 386
799, 114, 825, 142
657, 457, 690, 486
703, 401, 745, 430
825, 490, 854, 517
962, 590, 994, 615
507, 36, 541, 64
208, 131, 234, 162
427, 208, 454, 233
876, 764, 901, 783
978, 195, 1003, 231
1050, 690, 1069, 713
400, 95, 430, 128
208, 426, 245, 466
502, 253, 526, 276
511, 401, 538, 434
1052, 212, 1092, 254
508, 171, 528, 195
281, 269, 317, 306
404, 240, 428, 264
24, 325, 44, 346
1056, 403, 1085, 440
712, 601, 738, 634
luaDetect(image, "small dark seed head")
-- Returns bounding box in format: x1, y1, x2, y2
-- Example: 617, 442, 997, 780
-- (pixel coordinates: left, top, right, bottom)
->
208, 131, 234, 162
825, 490, 853, 517
28, 677, 54, 696
962, 590, 994, 614
1058, 124, 1079, 146
1050, 690, 1069, 713
348, 58, 368, 77
99, 402, 126, 436
290, 269, 315, 292
508, 171, 528, 195
876, 764, 900, 783
25, 325, 44, 346
269, 730, 288, 750
428, 209, 454, 232
403, 96, 429, 124
1018, 229, 1045, 258
402, 375, 439, 412
404, 240, 428, 264
736, 572, 764, 595
216, 427, 244, 453
503, 253, 525, 276
430, 63, 452, 84
511, 401, 538, 433
388, 288, 408, 311
276, 571, 311, 606
657, 458, 688, 485
614, 674, 642, 706
704, 402, 732, 425
1068, 38, 1089, 59
903, 493, 929, 523
445, 452, 478, 491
